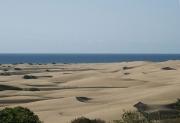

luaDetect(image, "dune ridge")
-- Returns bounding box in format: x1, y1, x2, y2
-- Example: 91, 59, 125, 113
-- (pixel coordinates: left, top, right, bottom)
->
0, 61, 180, 123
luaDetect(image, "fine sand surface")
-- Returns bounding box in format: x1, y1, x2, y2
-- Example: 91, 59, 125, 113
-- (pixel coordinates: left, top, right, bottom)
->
0, 61, 180, 123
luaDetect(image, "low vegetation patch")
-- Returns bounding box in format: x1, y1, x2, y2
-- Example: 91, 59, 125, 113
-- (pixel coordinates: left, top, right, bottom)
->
174, 99, 180, 110
0, 106, 42, 123
14, 68, 22, 70
124, 73, 130, 75
23, 87, 40, 91
114, 111, 150, 123
76, 97, 92, 102
3, 69, 9, 71
0, 72, 11, 76
73, 110, 180, 123
23, 75, 38, 79
46, 69, 50, 72
162, 67, 176, 70
0, 84, 22, 91
71, 117, 105, 123
123, 66, 134, 70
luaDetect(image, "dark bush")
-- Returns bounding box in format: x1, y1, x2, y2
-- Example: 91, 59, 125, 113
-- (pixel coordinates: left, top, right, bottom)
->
71, 117, 105, 123
91, 119, 106, 123
114, 111, 150, 123
162, 67, 176, 70
23, 75, 38, 79
23, 88, 40, 91
123, 67, 134, 70
124, 73, 130, 75
0, 106, 42, 123
72, 117, 91, 123
175, 99, 180, 110
0, 72, 11, 76
3, 69, 8, 71
0, 84, 22, 91
14, 68, 22, 70
46, 69, 50, 72
76, 97, 92, 102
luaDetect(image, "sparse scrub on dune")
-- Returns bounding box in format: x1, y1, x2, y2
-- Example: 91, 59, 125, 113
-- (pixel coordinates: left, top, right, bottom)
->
14, 68, 22, 70
123, 66, 134, 70
114, 110, 151, 123
114, 110, 180, 123
0, 84, 22, 91
46, 69, 50, 72
161, 67, 176, 70
0, 106, 42, 123
76, 97, 92, 102
71, 117, 105, 123
23, 75, 38, 79
124, 73, 130, 75
175, 99, 180, 110
0, 72, 11, 76
23, 87, 40, 91
3, 68, 8, 71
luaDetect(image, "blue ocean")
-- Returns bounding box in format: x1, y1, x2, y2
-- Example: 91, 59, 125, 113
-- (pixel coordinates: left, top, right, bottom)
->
0, 54, 180, 64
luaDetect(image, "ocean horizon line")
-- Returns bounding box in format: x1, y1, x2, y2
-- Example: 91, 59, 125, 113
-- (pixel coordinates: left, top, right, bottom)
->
1, 54, 180, 64
0, 53, 180, 55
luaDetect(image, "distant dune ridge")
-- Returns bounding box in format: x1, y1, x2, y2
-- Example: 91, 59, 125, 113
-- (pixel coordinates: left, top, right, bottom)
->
0, 61, 180, 123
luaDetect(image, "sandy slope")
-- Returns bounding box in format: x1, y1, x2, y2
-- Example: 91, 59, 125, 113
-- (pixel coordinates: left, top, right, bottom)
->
0, 61, 180, 123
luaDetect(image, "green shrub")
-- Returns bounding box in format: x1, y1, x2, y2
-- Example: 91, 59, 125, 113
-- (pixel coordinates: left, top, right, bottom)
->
0, 106, 42, 123
114, 111, 151, 123
175, 99, 180, 110
71, 117, 105, 123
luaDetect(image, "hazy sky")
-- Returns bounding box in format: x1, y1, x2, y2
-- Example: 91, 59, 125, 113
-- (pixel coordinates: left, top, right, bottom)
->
0, 0, 180, 53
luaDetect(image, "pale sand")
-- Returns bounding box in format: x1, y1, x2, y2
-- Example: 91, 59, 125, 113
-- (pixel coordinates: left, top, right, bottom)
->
0, 61, 180, 123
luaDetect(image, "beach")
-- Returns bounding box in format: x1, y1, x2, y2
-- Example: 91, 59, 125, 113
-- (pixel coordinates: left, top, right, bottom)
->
0, 61, 180, 123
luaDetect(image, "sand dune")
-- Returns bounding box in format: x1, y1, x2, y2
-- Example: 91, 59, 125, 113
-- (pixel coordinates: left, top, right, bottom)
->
0, 61, 180, 123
